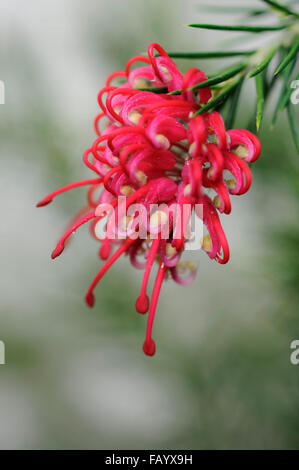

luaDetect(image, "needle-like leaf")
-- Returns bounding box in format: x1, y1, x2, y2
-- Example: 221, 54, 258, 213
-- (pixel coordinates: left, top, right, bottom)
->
166, 50, 255, 59
192, 62, 246, 90
187, 23, 291, 32
274, 37, 299, 76
194, 80, 241, 116
255, 74, 265, 131
137, 86, 168, 94
287, 103, 299, 153
248, 46, 279, 77
168, 89, 182, 96
225, 78, 244, 129
272, 60, 295, 125
261, 0, 299, 18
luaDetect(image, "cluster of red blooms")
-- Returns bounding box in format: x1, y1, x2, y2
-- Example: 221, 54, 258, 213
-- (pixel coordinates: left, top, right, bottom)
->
37, 43, 261, 356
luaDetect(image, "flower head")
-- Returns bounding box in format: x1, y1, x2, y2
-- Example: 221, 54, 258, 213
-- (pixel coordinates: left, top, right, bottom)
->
37, 43, 261, 356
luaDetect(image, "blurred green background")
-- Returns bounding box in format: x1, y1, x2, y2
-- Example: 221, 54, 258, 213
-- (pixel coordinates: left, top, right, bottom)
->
0, 0, 298, 450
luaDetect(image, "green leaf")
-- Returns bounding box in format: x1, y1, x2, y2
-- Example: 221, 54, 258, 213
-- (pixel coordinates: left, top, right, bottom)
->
248, 46, 279, 77
287, 103, 299, 153
261, 0, 299, 18
194, 80, 241, 116
136, 86, 168, 94
255, 74, 265, 131
168, 89, 182, 96
272, 64, 291, 126
192, 62, 246, 90
225, 78, 244, 129
274, 37, 299, 76
187, 23, 291, 32
166, 50, 255, 59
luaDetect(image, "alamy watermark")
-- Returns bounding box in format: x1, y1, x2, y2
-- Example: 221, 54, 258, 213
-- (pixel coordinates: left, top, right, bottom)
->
0, 80, 5, 104
290, 80, 299, 105
0, 340, 5, 365
94, 199, 204, 251
290, 340, 299, 365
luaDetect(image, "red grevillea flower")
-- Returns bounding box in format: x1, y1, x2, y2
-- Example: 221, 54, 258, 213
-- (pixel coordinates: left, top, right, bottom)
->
37, 43, 261, 356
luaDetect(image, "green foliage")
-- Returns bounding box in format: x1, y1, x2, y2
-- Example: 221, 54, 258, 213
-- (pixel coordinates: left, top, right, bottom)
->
144, 1, 298, 151
188, 3, 298, 143
255, 73, 265, 130
261, 0, 299, 18
166, 50, 256, 59
274, 37, 299, 75
248, 46, 279, 78
187, 23, 290, 32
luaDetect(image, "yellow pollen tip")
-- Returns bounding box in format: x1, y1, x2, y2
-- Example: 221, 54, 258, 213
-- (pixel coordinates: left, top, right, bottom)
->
165, 243, 177, 257
128, 111, 141, 125
201, 235, 212, 252
135, 170, 147, 185
189, 142, 196, 156
235, 145, 249, 159
207, 167, 214, 178
160, 65, 172, 83
184, 184, 192, 196
150, 210, 168, 229
120, 185, 134, 196
213, 195, 222, 209
155, 134, 170, 149
134, 78, 150, 89
225, 179, 236, 190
